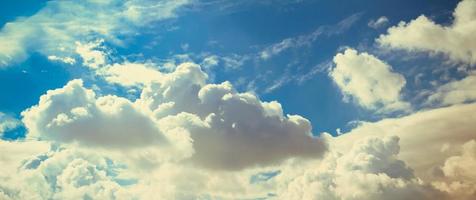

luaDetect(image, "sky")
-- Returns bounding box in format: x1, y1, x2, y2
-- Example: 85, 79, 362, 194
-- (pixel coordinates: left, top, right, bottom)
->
0, 0, 475, 199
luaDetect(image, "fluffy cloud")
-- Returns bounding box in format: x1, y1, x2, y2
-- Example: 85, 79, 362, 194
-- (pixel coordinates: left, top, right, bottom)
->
20, 78, 195, 169
0, 145, 134, 200
0, 0, 189, 67
330, 48, 410, 112
21, 79, 175, 149
378, 0, 476, 65
433, 140, 476, 200
426, 73, 476, 106
3, 103, 476, 199
278, 136, 444, 200
0, 140, 275, 199
23, 62, 326, 170
334, 102, 476, 185
138, 63, 326, 169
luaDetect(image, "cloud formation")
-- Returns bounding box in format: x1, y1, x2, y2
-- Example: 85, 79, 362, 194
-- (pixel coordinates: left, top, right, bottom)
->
279, 136, 444, 200
4, 104, 476, 199
335, 102, 476, 188
0, 0, 189, 67
330, 48, 410, 112
427, 73, 476, 106
22, 62, 327, 170
368, 16, 389, 29
259, 13, 362, 60
21, 78, 188, 149
433, 140, 476, 199
0, 1, 475, 199
0, 112, 20, 136
378, 0, 476, 65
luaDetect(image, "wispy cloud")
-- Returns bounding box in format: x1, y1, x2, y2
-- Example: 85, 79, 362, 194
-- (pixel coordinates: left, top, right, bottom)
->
0, 0, 190, 67
368, 16, 389, 29
260, 12, 363, 60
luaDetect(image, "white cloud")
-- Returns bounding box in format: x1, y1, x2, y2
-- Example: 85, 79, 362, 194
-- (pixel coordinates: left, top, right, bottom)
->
200, 55, 219, 69
278, 102, 476, 199
47, 55, 76, 65
334, 102, 476, 185
20, 79, 191, 156
278, 136, 444, 200
0, 0, 190, 67
330, 48, 410, 112
0, 145, 133, 200
440, 140, 476, 181
1, 1, 475, 199
3, 103, 476, 199
0, 140, 49, 176
135, 62, 327, 169
98, 62, 164, 87
427, 73, 476, 106
433, 140, 476, 200
378, 0, 476, 65
368, 16, 389, 29
0, 113, 20, 135
198, 54, 248, 71
75, 40, 107, 69
260, 13, 362, 60
22, 62, 327, 170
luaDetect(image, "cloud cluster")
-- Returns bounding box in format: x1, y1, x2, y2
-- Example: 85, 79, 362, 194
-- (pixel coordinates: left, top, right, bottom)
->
0, 0, 189, 67
378, 0, 476, 65
335, 102, 476, 181
278, 102, 476, 199
278, 136, 443, 200
330, 48, 410, 112
433, 140, 476, 200
23, 62, 326, 170
4, 103, 476, 199
1, 0, 475, 199
0, 143, 133, 200
21, 79, 173, 149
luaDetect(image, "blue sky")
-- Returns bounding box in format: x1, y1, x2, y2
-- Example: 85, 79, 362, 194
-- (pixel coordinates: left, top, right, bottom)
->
0, 0, 475, 199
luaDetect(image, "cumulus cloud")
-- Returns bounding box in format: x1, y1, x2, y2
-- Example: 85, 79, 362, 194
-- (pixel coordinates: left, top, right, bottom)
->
0, 0, 190, 67
0, 140, 276, 199
378, 0, 476, 65
278, 136, 444, 200
22, 62, 326, 170
330, 48, 410, 112
0, 145, 133, 200
334, 102, 476, 184
427, 73, 476, 106
433, 140, 476, 200
136, 62, 327, 169
3, 103, 476, 199
21, 79, 173, 149
275, 103, 476, 199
